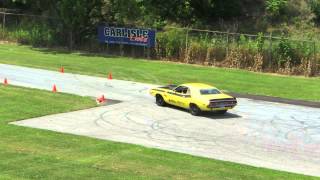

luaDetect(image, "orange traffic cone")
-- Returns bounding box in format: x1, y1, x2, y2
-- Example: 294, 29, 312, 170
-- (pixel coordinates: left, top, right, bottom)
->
96, 95, 106, 104
52, 84, 57, 93
60, 67, 64, 73
3, 78, 8, 85
108, 72, 112, 80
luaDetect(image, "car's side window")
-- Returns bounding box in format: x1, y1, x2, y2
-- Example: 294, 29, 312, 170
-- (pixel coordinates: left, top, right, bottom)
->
185, 88, 191, 95
182, 87, 190, 94
174, 86, 185, 93
175, 86, 190, 96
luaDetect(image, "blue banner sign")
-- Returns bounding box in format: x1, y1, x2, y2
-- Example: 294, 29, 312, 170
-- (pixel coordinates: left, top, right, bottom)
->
98, 26, 156, 48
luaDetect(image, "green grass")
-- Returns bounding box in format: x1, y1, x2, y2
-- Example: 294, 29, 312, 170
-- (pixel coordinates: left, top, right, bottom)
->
0, 44, 319, 101
0, 85, 317, 179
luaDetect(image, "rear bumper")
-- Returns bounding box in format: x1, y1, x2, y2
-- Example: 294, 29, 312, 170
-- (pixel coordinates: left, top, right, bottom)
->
202, 106, 236, 112
205, 98, 237, 110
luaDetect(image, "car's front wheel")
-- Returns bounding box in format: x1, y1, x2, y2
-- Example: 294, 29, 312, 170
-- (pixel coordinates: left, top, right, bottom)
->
189, 104, 202, 116
156, 95, 166, 106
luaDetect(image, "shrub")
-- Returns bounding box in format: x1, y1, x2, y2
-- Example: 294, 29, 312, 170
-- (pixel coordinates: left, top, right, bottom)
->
276, 36, 294, 66
239, 33, 265, 52
156, 28, 186, 59
310, 0, 320, 23
266, 0, 288, 17
1, 23, 55, 46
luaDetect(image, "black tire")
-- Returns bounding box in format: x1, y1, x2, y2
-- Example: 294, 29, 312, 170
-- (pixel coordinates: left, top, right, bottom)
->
215, 110, 227, 114
189, 104, 202, 116
156, 95, 166, 106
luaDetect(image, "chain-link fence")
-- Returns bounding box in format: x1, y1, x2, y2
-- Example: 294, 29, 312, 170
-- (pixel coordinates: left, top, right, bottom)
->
156, 27, 319, 76
1, 12, 319, 76
0, 11, 65, 46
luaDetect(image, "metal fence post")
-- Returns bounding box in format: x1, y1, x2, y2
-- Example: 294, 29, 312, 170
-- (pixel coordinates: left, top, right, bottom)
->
2, 13, 5, 29
185, 28, 189, 61
143, 46, 146, 58
106, 43, 109, 55
131, 45, 135, 58
226, 30, 230, 58
69, 30, 73, 50
269, 32, 273, 70
313, 41, 317, 76
147, 47, 151, 59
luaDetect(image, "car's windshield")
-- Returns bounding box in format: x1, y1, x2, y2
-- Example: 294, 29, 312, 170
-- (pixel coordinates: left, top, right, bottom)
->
200, 89, 221, 95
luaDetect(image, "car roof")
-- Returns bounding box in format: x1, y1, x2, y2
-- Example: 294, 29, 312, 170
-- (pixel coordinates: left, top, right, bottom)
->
181, 83, 216, 89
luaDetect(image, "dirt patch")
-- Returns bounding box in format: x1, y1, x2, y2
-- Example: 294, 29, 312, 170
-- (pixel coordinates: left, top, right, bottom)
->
0, 41, 16, 45
91, 98, 122, 106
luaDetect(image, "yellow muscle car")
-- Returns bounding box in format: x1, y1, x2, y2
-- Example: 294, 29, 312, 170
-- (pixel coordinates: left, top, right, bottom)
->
150, 83, 237, 116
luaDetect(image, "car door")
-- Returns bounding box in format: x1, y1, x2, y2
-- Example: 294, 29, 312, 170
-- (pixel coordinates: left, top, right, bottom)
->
166, 86, 182, 105
169, 86, 191, 108
178, 87, 192, 109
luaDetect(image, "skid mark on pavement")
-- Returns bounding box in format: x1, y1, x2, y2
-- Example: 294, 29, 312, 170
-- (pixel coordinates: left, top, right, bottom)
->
1, 63, 320, 177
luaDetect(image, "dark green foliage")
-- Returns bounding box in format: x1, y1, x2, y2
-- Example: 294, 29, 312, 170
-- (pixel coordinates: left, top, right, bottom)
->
0, 0, 319, 77
266, 0, 288, 17
2, 0, 320, 30
0, 24, 54, 46
277, 36, 294, 64
1, 0, 320, 45
311, 0, 320, 23
1, 0, 266, 30
157, 28, 187, 58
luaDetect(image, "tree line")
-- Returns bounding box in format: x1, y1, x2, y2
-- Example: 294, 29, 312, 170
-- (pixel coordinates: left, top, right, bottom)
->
1, 0, 320, 46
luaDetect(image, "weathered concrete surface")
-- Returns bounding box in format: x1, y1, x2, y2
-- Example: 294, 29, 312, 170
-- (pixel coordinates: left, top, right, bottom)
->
1, 64, 319, 177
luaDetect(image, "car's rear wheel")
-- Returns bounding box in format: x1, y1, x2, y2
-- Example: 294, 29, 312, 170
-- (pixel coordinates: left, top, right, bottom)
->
215, 110, 227, 114
190, 104, 202, 116
156, 95, 166, 106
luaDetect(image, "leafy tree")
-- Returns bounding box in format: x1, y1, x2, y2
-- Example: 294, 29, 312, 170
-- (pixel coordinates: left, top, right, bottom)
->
140, 0, 194, 25
56, 0, 103, 46
311, 0, 320, 23
266, 0, 288, 17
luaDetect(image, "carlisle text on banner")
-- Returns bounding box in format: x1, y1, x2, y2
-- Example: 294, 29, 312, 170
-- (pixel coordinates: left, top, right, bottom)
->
98, 26, 156, 48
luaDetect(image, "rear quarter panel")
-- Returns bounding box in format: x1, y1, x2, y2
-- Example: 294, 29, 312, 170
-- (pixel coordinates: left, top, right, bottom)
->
149, 88, 171, 103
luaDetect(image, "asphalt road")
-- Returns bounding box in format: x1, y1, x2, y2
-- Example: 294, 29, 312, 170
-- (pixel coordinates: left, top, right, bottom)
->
1, 64, 319, 177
